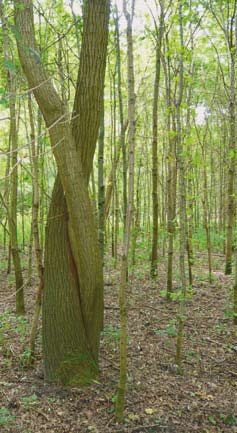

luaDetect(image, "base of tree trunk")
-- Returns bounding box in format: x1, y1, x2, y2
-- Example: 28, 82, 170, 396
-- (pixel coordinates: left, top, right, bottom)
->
225, 260, 232, 275
50, 352, 98, 386
43, 176, 101, 386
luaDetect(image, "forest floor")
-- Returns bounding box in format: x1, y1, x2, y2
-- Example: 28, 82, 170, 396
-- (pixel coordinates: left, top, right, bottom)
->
0, 249, 237, 433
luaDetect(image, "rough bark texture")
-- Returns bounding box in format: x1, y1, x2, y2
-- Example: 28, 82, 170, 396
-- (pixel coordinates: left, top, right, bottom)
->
15, 0, 110, 384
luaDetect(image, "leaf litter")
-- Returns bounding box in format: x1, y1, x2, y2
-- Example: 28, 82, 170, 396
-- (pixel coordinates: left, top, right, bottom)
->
0, 251, 236, 433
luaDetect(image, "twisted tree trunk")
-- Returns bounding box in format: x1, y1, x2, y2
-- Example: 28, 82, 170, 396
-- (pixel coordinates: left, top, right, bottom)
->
15, 0, 109, 384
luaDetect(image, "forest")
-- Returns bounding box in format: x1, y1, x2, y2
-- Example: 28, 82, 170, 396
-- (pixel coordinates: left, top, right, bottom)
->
0, 0, 236, 432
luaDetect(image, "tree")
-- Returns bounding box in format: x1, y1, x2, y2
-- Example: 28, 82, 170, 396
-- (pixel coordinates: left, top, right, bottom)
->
116, 0, 136, 420
0, 0, 25, 315
150, 0, 165, 278
175, 1, 187, 373
207, 0, 237, 274
14, 0, 110, 385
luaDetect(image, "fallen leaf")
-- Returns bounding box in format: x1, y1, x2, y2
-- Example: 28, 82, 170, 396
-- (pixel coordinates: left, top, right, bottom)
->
145, 408, 155, 415
128, 413, 139, 421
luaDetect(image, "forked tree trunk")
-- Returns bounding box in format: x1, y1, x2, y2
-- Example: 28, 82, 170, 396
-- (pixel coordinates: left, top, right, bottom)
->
43, 176, 96, 383
15, 0, 109, 384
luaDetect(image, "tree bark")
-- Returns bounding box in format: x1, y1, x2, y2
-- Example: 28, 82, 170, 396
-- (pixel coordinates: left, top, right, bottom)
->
98, 100, 105, 259
0, 0, 25, 315
28, 92, 44, 361
14, 0, 109, 384
225, 43, 236, 274
116, 0, 136, 421
150, 1, 165, 278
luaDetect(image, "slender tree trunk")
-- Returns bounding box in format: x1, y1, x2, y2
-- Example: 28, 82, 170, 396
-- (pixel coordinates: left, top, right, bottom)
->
163, 30, 177, 299
114, 5, 127, 230
3, 148, 10, 253
164, 46, 177, 298
225, 12, 237, 275
131, 157, 141, 266
202, 158, 212, 283
104, 120, 128, 221
185, 26, 194, 288
1, 0, 25, 315
151, 2, 164, 278
98, 100, 105, 259
234, 239, 237, 325
116, 0, 136, 421
28, 93, 44, 361
175, 3, 186, 373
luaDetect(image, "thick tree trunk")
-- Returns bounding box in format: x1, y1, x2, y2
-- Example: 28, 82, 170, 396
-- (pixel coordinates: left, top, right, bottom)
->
43, 176, 97, 384
15, 0, 109, 384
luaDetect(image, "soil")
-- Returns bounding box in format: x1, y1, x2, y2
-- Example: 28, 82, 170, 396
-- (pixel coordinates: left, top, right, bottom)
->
0, 251, 236, 433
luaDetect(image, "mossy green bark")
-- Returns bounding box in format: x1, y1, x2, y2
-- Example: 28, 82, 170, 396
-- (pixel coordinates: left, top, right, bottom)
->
55, 352, 98, 386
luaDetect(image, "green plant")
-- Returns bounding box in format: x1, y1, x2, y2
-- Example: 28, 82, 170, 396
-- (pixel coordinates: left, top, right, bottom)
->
20, 394, 38, 406
16, 316, 29, 341
19, 348, 33, 366
47, 397, 57, 403
7, 274, 15, 288
0, 407, 15, 426
161, 285, 194, 301
0, 260, 7, 272
224, 414, 237, 426
186, 350, 200, 363
224, 307, 236, 320
101, 325, 121, 347
155, 320, 178, 338
0, 312, 12, 351
208, 415, 216, 425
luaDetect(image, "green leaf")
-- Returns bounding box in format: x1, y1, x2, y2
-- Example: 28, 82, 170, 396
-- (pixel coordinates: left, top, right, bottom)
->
208, 416, 216, 425
224, 414, 237, 426
0, 408, 11, 416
